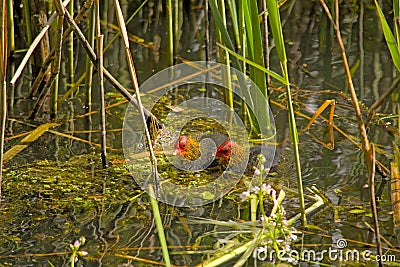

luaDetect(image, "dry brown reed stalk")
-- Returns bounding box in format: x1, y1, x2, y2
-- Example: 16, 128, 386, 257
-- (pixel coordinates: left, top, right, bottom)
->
59, 3, 161, 128
93, 0, 107, 168
391, 162, 400, 228
367, 144, 383, 261
84, 7, 95, 116
10, 0, 71, 86
29, 0, 66, 119
97, 34, 107, 168
113, 0, 159, 189
320, 0, 383, 264
27, 0, 93, 97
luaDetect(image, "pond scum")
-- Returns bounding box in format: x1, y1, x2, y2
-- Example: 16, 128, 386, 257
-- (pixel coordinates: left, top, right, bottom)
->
0, 0, 399, 266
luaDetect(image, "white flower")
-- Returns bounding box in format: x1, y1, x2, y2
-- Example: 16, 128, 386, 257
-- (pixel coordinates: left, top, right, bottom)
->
290, 233, 298, 241
260, 215, 266, 226
73, 240, 81, 248
78, 251, 89, 257
261, 183, 269, 193
252, 186, 260, 194
262, 184, 276, 200
240, 190, 250, 201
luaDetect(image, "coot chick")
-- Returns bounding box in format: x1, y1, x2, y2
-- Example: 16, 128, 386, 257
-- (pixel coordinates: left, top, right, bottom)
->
215, 140, 271, 174
174, 134, 229, 171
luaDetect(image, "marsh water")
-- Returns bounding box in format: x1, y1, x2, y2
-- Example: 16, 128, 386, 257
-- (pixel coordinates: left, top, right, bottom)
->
0, 0, 399, 266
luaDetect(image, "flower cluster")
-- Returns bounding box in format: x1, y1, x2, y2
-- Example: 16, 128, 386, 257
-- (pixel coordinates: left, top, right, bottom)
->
238, 157, 299, 264
239, 183, 276, 202
69, 236, 88, 264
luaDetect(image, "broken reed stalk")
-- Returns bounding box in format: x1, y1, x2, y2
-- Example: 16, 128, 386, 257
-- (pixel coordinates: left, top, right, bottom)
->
320, 0, 382, 263
94, 0, 107, 169
97, 34, 107, 168
26, 1, 161, 128
28, 3, 95, 119
84, 7, 95, 115
0, 0, 8, 200
10, 0, 71, 86
29, 0, 65, 119
51, 0, 65, 118
27, 0, 92, 98
320, 0, 370, 150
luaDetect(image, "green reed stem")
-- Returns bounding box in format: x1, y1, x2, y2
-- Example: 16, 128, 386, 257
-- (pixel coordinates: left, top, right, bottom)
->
6, 0, 14, 55
167, 0, 173, 66
23, 0, 32, 47
266, 0, 306, 225
374, 0, 400, 71
50, 0, 65, 119
227, 0, 240, 51
217, 0, 233, 109
238, 0, 245, 71
246, 0, 271, 135
149, 185, 171, 267
173, 0, 180, 59
0, 0, 8, 200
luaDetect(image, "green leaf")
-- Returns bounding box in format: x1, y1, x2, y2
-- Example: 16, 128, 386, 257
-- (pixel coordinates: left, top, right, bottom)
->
374, 0, 400, 72
266, 0, 287, 63
349, 209, 366, 214
217, 43, 287, 84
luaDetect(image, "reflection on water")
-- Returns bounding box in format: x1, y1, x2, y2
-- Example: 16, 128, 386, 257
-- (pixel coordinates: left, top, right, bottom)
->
2, 0, 399, 265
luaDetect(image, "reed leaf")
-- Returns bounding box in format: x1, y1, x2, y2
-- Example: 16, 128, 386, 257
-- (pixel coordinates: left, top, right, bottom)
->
208, 0, 236, 55
208, 0, 255, 110
217, 43, 286, 84
3, 123, 58, 164
244, 0, 267, 98
227, 0, 240, 48
374, 0, 400, 72
266, 0, 286, 63
394, 0, 400, 50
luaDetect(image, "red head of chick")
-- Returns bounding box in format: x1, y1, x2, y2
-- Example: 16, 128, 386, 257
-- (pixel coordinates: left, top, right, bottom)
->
215, 140, 266, 174
174, 135, 200, 161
